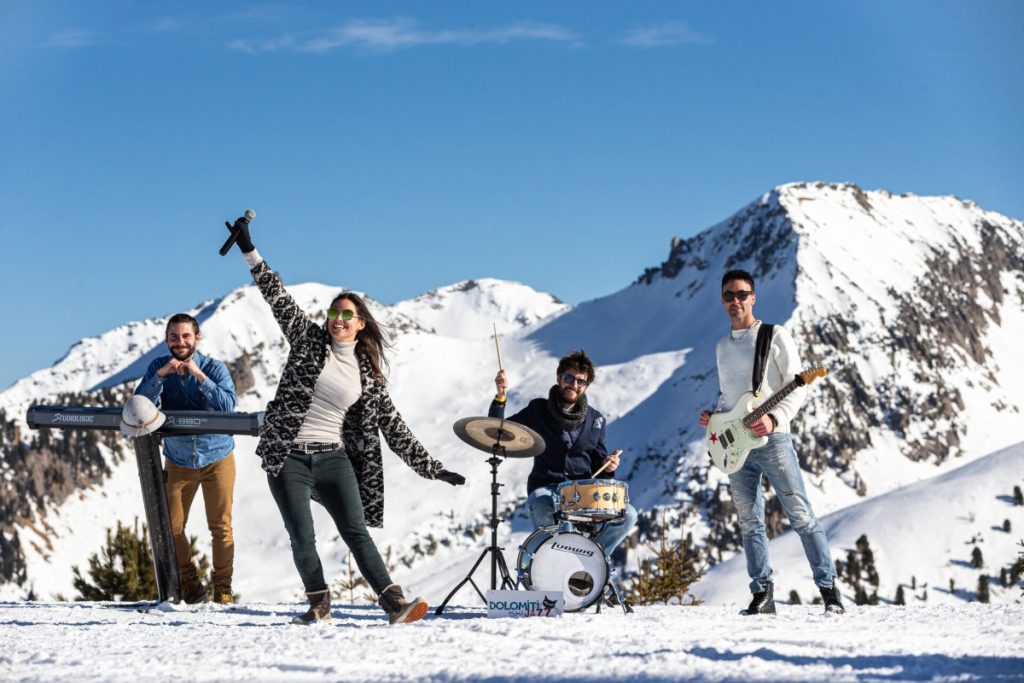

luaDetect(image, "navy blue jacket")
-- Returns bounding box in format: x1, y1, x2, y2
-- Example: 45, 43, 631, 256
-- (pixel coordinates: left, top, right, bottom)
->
135, 351, 237, 468
489, 396, 608, 493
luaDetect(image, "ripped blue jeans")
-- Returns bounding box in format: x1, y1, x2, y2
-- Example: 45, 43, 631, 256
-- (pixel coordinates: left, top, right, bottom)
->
729, 432, 836, 594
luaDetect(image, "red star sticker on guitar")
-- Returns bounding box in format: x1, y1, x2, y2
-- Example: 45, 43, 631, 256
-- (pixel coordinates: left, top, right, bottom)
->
710, 432, 718, 443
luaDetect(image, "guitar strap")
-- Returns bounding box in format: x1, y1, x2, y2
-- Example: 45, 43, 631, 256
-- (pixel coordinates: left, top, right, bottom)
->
751, 323, 775, 397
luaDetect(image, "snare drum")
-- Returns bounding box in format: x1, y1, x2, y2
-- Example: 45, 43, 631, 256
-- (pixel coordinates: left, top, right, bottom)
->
556, 479, 628, 522
517, 526, 608, 612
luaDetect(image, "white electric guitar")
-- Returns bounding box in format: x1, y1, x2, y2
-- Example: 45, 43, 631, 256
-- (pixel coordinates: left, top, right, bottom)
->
706, 367, 827, 474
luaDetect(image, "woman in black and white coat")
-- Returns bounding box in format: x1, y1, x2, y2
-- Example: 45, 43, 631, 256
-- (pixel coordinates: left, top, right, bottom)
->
228, 219, 465, 625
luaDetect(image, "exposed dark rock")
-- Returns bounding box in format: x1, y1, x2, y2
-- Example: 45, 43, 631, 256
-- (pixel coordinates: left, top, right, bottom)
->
224, 350, 256, 397
0, 385, 133, 589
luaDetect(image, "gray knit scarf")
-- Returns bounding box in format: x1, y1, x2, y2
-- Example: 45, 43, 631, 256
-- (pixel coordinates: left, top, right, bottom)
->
546, 385, 588, 432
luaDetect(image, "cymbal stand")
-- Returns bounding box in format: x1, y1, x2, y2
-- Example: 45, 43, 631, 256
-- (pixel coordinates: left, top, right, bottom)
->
435, 440, 516, 614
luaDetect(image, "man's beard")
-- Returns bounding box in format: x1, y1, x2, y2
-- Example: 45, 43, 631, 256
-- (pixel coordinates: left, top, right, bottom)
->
170, 344, 195, 362
558, 385, 580, 408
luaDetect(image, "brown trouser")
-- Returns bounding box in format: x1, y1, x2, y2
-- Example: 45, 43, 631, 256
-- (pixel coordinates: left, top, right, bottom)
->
165, 453, 236, 589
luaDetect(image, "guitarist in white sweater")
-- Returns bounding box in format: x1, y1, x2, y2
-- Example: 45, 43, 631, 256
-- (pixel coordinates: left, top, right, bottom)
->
699, 269, 845, 615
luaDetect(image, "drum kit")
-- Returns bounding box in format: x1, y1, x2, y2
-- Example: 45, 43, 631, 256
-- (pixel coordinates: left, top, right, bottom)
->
434, 416, 633, 615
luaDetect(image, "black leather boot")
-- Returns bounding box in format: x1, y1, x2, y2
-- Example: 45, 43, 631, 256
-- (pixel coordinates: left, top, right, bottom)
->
819, 584, 846, 615
378, 584, 428, 625
744, 581, 776, 615
292, 589, 332, 625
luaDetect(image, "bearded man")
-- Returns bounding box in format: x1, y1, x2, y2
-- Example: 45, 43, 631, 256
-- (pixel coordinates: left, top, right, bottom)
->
489, 350, 637, 554
136, 313, 238, 604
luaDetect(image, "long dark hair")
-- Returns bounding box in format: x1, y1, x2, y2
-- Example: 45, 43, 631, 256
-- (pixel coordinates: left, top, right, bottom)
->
328, 291, 392, 380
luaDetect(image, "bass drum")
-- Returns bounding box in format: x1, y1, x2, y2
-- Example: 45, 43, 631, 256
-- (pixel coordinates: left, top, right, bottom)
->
516, 526, 608, 612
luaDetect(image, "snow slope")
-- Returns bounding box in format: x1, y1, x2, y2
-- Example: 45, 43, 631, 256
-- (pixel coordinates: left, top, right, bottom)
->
1, 601, 1021, 683
694, 441, 1024, 606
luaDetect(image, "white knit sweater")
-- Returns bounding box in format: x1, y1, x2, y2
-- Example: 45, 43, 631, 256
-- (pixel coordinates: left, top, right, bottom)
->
714, 321, 806, 433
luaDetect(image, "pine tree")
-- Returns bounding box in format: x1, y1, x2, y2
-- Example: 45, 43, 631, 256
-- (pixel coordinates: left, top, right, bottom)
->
333, 553, 370, 604
1003, 519, 1011, 533
977, 575, 990, 603
623, 516, 704, 606
788, 590, 801, 605
71, 517, 209, 602
72, 518, 157, 601
1013, 486, 1023, 506
971, 546, 984, 569
894, 584, 905, 605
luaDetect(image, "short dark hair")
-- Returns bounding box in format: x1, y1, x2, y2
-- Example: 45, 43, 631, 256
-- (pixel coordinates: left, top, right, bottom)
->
166, 313, 200, 336
721, 269, 755, 292
557, 349, 596, 384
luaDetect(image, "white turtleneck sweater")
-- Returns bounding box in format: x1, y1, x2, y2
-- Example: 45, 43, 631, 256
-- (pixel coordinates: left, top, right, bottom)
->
243, 248, 362, 444
714, 320, 806, 433
294, 338, 362, 443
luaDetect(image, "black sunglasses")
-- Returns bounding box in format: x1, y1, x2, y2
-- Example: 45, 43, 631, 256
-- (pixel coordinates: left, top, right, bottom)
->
560, 372, 589, 388
722, 290, 753, 302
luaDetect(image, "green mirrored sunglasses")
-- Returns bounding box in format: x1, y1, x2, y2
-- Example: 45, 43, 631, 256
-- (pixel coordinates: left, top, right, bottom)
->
326, 309, 360, 321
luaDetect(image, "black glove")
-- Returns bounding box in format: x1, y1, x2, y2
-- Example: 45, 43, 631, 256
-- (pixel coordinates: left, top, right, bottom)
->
224, 218, 256, 253
436, 469, 466, 486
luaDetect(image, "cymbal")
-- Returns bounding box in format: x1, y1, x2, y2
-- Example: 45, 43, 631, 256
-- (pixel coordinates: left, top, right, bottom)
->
453, 417, 545, 458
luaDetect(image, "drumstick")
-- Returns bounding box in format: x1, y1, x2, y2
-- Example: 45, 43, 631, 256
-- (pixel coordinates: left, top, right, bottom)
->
593, 449, 622, 477
492, 323, 504, 371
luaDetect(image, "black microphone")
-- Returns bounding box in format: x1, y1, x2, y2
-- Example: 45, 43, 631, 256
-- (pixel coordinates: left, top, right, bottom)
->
220, 209, 255, 256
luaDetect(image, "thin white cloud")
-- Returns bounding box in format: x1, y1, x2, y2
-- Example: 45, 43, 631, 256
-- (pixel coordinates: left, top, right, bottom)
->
230, 18, 582, 54
621, 22, 712, 48
144, 17, 184, 33
44, 29, 104, 48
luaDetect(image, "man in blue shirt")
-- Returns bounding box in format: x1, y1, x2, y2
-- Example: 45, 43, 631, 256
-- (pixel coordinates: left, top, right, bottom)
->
489, 350, 638, 555
136, 313, 237, 604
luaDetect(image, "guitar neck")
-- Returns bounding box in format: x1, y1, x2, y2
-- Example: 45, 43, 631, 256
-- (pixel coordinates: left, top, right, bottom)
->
742, 379, 801, 426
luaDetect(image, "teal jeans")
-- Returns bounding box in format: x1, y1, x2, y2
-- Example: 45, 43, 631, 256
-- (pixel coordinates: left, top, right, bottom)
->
267, 449, 392, 595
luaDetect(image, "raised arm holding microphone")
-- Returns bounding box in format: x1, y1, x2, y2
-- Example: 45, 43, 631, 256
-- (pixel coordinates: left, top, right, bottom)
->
223, 215, 465, 625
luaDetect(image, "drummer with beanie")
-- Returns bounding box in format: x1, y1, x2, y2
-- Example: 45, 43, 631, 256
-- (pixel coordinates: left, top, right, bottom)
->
489, 350, 638, 554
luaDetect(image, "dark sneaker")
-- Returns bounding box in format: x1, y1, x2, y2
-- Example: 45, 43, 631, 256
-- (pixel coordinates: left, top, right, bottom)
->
743, 582, 776, 615
292, 589, 332, 625
819, 585, 845, 615
379, 584, 429, 625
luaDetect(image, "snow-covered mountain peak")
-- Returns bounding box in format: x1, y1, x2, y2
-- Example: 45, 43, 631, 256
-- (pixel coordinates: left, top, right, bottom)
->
388, 278, 567, 339
3, 183, 1023, 609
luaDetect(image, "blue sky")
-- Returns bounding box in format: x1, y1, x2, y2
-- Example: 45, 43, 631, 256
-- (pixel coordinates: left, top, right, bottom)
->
1, 1, 1022, 390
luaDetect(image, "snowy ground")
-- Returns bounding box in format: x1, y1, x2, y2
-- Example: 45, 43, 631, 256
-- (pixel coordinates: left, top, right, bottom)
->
1, 601, 1022, 682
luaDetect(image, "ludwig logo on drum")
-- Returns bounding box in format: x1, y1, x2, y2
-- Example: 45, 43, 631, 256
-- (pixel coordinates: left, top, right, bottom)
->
551, 542, 595, 557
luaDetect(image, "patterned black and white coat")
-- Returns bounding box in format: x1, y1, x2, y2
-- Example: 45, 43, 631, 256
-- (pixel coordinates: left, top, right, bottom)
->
251, 259, 446, 528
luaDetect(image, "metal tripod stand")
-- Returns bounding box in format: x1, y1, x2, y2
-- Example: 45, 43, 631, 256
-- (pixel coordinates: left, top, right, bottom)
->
435, 442, 516, 614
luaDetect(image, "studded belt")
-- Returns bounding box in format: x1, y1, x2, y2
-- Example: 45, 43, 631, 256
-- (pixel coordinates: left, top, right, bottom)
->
290, 442, 341, 455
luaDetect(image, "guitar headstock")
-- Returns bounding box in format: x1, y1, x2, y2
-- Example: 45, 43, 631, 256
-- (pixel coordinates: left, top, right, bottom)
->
795, 367, 827, 386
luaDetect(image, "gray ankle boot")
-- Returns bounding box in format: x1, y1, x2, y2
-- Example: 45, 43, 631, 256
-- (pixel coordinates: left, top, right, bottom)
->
292, 589, 332, 625
378, 584, 428, 625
